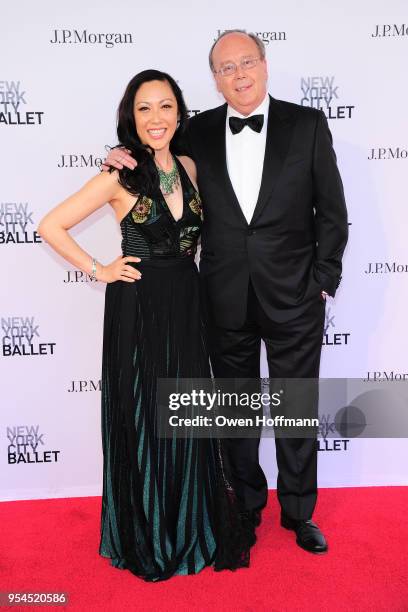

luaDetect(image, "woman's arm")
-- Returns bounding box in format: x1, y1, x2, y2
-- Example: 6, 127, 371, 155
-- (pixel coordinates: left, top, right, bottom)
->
37, 172, 141, 283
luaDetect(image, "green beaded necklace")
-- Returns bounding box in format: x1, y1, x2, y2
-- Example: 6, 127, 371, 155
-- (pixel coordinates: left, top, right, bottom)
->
156, 155, 180, 195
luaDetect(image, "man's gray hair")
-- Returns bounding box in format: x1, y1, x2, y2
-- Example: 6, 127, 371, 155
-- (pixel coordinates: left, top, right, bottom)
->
209, 29, 266, 72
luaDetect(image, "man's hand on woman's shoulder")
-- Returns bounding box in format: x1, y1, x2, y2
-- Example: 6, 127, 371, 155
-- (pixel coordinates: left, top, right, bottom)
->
101, 147, 137, 172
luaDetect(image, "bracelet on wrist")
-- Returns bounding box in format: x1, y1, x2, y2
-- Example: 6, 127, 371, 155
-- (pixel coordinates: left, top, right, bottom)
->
90, 257, 98, 281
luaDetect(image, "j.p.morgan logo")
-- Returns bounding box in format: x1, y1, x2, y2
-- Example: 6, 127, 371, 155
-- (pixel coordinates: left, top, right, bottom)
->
365, 262, 408, 274
7, 425, 60, 464
215, 29, 287, 43
63, 269, 98, 284
0, 81, 44, 126
68, 379, 101, 392
58, 154, 103, 169
323, 307, 350, 346
368, 147, 407, 160
365, 370, 408, 382
50, 29, 133, 47
0, 202, 42, 245
300, 76, 354, 119
371, 24, 408, 38
1, 317, 56, 357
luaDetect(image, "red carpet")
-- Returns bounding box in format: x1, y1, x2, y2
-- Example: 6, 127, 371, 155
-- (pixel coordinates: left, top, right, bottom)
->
1, 487, 407, 611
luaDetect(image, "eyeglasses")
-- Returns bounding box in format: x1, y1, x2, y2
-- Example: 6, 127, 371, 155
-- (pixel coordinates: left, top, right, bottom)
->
214, 57, 262, 77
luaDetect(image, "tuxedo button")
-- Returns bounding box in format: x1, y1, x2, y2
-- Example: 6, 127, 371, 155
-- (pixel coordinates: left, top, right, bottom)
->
247, 229, 256, 236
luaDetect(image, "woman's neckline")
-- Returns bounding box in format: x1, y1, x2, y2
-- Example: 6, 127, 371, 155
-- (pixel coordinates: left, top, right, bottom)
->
118, 156, 190, 226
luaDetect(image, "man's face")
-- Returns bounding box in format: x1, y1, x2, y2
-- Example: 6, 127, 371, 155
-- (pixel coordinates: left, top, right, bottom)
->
212, 33, 268, 116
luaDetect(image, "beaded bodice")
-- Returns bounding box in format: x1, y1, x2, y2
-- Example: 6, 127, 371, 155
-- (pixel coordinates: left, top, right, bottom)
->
120, 158, 203, 259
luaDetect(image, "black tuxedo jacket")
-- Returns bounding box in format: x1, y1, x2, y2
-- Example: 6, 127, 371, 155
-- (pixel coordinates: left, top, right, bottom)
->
184, 95, 348, 328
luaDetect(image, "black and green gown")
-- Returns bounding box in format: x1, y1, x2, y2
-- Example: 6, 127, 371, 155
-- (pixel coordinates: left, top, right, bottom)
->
99, 158, 255, 581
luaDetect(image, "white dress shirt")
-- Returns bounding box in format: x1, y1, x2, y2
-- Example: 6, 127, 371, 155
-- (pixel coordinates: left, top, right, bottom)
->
225, 94, 270, 224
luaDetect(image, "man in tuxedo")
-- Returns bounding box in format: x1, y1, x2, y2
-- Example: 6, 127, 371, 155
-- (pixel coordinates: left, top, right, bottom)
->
104, 30, 348, 554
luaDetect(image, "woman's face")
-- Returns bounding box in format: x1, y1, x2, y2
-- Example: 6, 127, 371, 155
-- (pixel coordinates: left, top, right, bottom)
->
133, 79, 179, 151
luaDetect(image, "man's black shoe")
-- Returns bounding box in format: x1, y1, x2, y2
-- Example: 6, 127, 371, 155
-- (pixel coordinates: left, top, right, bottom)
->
281, 514, 328, 554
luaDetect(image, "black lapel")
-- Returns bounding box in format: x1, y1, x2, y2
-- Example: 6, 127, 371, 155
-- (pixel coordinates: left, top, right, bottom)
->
205, 103, 249, 226
250, 95, 295, 225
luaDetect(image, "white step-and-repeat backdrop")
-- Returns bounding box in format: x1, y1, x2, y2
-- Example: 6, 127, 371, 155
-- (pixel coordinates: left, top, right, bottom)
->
1, 0, 407, 501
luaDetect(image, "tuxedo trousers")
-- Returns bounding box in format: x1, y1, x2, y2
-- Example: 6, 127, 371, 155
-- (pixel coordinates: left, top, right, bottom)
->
207, 280, 326, 521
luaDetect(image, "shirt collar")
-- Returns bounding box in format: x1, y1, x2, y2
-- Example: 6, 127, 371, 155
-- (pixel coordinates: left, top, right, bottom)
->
227, 93, 270, 120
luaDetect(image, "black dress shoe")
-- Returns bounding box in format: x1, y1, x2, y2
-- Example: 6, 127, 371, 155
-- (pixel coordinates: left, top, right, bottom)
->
281, 514, 328, 554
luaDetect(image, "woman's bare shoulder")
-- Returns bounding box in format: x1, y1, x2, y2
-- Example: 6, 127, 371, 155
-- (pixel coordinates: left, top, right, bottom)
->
177, 155, 197, 189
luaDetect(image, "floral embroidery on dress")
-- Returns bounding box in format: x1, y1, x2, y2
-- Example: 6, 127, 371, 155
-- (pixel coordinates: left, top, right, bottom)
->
124, 163, 203, 258
188, 193, 203, 221
131, 196, 153, 223
180, 225, 200, 253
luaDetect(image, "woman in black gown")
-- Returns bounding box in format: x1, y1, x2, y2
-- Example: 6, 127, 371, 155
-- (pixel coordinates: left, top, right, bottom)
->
38, 70, 255, 582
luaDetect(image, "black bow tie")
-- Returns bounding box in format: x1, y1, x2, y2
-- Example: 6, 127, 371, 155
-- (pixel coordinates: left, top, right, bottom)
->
229, 114, 264, 135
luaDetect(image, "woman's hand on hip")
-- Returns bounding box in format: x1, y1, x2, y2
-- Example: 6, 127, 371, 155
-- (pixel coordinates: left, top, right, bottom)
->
99, 256, 141, 283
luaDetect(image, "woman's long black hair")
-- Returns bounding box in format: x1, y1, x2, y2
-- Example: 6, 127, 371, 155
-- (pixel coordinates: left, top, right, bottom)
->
113, 69, 189, 196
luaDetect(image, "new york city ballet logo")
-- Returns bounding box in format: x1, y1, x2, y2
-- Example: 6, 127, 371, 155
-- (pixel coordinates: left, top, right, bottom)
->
214, 29, 287, 43
364, 262, 408, 274
317, 392, 369, 452
7, 425, 61, 465
368, 147, 407, 160
371, 24, 408, 38
300, 76, 355, 119
317, 414, 350, 452
1, 316, 56, 357
323, 307, 350, 347
0, 202, 42, 245
50, 29, 134, 48
0, 81, 44, 126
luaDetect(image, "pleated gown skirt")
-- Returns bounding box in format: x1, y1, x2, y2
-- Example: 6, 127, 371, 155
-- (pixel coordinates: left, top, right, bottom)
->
98, 257, 221, 581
